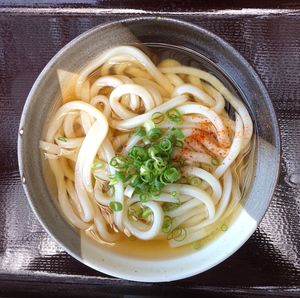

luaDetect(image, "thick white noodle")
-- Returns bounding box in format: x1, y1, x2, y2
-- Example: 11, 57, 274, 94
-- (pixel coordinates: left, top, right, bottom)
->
173, 84, 215, 107
90, 95, 111, 118
94, 183, 113, 206
171, 207, 206, 230
63, 113, 77, 138
177, 104, 230, 147
110, 95, 188, 130
159, 65, 253, 148
112, 134, 129, 151
122, 134, 142, 154
115, 75, 139, 110
45, 101, 108, 222
124, 200, 164, 240
109, 84, 155, 119
133, 77, 170, 98
66, 179, 84, 218
56, 137, 84, 149
163, 184, 215, 219
60, 158, 74, 181
166, 198, 205, 218
80, 111, 93, 135
165, 73, 184, 87
181, 166, 222, 203
76, 46, 173, 96
102, 139, 125, 231
214, 114, 243, 178
187, 170, 232, 232
49, 159, 90, 230
173, 149, 213, 165
202, 82, 225, 114
94, 206, 120, 242
90, 76, 123, 98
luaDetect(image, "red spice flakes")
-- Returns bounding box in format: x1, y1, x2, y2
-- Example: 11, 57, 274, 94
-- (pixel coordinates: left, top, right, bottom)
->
173, 146, 194, 160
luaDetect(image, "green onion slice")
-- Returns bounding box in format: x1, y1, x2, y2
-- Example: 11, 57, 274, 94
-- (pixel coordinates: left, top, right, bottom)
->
190, 176, 202, 187
211, 159, 219, 166
162, 216, 172, 233
163, 167, 180, 183
159, 139, 172, 152
142, 207, 152, 219
91, 161, 105, 169
166, 108, 182, 124
140, 193, 150, 202
109, 201, 123, 212
151, 112, 165, 124
57, 136, 67, 142
167, 227, 187, 241
134, 127, 146, 137
147, 128, 162, 140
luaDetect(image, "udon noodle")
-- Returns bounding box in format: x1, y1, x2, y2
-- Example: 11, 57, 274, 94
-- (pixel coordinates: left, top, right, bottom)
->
40, 45, 254, 249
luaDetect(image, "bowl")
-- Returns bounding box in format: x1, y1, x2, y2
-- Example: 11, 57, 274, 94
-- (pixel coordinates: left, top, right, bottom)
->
17, 17, 280, 282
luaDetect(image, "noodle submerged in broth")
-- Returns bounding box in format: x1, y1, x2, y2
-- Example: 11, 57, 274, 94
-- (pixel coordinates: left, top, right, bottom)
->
40, 45, 254, 252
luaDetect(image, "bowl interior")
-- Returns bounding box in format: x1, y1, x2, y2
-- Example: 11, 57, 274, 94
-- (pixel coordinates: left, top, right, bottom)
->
18, 17, 280, 282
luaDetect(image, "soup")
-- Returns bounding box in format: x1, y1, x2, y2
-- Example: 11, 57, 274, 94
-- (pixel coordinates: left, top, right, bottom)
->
40, 44, 254, 256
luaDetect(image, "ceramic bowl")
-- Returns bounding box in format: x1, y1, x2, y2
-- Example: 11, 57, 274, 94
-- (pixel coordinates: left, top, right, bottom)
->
18, 17, 280, 282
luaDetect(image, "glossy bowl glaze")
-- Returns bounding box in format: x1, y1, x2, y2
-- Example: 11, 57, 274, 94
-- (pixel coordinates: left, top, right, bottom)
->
17, 17, 280, 282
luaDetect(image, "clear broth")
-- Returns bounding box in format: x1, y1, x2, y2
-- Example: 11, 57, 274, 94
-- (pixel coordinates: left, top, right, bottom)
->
44, 43, 251, 259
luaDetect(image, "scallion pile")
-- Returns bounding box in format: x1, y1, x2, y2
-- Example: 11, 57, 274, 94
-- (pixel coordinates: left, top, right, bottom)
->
109, 111, 185, 202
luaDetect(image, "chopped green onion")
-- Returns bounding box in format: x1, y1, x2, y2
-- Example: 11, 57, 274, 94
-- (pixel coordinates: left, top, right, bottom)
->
159, 173, 170, 185
140, 193, 150, 202
57, 136, 67, 142
148, 146, 159, 159
192, 241, 202, 250
130, 175, 141, 187
144, 159, 155, 170
109, 123, 184, 203
134, 127, 146, 137
110, 156, 127, 169
190, 176, 202, 187
124, 185, 135, 198
142, 207, 152, 219
91, 161, 104, 169
170, 191, 181, 204
159, 139, 172, 152
153, 176, 164, 190
211, 159, 219, 166
149, 185, 160, 197
109, 185, 115, 196
162, 216, 172, 233
179, 176, 188, 184
221, 224, 228, 232
166, 128, 185, 141
128, 203, 143, 220
163, 167, 180, 183
151, 112, 165, 124
129, 146, 148, 161
109, 201, 123, 212
171, 191, 178, 197
167, 227, 187, 241
109, 171, 125, 185
166, 108, 182, 124
143, 137, 151, 145
147, 128, 162, 140
140, 167, 153, 183
175, 140, 184, 147
153, 158, 166, 172
162, 202, 180, 212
